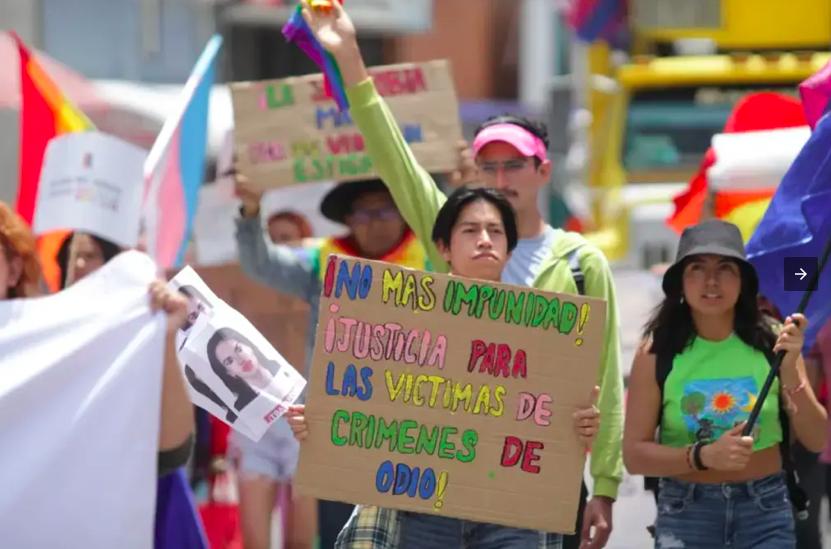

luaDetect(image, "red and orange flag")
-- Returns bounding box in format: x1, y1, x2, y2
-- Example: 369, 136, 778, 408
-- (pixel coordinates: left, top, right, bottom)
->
666, 93, 806, 240
12, 32, 95, 292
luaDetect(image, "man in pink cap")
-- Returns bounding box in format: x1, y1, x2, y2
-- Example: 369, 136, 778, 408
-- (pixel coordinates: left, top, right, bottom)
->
299, 2, 624, 548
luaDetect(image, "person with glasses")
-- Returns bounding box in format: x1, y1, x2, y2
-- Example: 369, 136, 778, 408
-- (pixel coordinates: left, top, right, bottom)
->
232, 175, 431, 549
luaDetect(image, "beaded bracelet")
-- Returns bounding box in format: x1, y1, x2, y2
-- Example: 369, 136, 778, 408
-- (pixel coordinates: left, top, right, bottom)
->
686, 445, 695, 470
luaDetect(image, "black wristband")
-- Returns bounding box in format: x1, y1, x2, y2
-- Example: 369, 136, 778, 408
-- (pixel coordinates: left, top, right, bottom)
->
692, 441, 709, 471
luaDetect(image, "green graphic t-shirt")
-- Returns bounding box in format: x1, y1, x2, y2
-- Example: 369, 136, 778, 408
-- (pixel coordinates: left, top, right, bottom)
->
660, 334, 782, 450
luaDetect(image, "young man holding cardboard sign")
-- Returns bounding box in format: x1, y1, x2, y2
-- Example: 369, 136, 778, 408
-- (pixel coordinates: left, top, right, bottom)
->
287, 185, 604, 547
296, 2, 624, 548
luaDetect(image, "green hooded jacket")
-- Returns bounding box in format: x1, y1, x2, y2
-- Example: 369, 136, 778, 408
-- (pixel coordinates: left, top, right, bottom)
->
344, 78, 624, 499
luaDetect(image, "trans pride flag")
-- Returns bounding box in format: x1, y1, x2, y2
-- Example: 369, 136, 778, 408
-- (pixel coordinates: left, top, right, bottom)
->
143, 36, 222, 269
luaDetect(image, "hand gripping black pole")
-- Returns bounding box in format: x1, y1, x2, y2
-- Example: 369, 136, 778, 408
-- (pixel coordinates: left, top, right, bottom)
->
743, 234, 831, 436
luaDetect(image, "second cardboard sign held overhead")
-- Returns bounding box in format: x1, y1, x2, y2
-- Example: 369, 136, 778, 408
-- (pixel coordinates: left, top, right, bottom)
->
230, 60, 463, 189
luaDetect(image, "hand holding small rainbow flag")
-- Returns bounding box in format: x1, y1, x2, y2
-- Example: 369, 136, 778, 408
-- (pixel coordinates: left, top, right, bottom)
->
282, 0, 349, 111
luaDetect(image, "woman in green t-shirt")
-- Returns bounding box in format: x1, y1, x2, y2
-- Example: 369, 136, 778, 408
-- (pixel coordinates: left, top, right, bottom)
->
623, 219, 827, 549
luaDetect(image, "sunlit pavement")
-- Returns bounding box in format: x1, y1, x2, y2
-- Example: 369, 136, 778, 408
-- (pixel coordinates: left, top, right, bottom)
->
584, 270, 660, 549
602, 270, 660, 548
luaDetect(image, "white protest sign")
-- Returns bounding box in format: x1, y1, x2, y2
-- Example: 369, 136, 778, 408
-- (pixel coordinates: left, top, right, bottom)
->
33, 132, 146, 248
180, 303, 307, 441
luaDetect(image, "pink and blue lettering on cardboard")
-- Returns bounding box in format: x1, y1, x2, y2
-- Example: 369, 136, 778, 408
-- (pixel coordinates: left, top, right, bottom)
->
294, 255, 607, 533
228, 61, 463, 190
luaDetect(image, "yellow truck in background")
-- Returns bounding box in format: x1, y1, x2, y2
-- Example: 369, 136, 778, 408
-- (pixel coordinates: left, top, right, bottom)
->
584, 0, 831, 264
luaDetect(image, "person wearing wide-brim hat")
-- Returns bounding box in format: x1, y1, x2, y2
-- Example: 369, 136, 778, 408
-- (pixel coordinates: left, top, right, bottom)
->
625, 219, 827, 549
230, 172, 430, 549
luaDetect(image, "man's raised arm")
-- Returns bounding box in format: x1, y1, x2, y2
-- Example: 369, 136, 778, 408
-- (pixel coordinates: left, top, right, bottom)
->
299, 0, 450, 272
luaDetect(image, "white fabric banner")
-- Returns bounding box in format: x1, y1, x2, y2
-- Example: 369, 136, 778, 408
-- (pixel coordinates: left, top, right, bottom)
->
0, 251, 165, 549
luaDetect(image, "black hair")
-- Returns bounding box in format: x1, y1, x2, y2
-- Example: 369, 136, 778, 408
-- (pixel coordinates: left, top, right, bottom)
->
206, 326, 282, 412
178, 284, 209, 303
474, 114, 550, 167
431, 186, 518, 253
643, 257, 777, 359
184, 365, 238, 424
56, 232, 122, 289
178, 284, 212, 332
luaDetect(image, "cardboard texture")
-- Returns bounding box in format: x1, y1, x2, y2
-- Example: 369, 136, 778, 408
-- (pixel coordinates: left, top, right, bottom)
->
230, 60, 463, 190
294, 255, 607, 533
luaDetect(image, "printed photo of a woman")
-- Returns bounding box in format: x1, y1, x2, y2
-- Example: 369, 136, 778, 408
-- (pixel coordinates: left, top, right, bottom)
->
174, 283, 241, 425
206, 327, 283, 412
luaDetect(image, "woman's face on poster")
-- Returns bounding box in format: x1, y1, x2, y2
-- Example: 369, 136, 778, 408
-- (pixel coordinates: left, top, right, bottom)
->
216, 337, 259, 378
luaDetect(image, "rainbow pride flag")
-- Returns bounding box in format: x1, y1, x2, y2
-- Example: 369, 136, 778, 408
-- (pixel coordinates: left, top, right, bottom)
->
12, 32, 94, 292
282, 1, 349, 111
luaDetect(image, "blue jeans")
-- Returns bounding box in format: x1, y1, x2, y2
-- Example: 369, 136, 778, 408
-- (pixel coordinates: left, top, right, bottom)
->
399, 511, 538, 549
654, 473, 795, 549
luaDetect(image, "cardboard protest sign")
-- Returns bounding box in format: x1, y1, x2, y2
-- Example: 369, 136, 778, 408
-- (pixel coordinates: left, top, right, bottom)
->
230, 61, 463, 190
33, 131, 146, 248
294, 256, 607, 533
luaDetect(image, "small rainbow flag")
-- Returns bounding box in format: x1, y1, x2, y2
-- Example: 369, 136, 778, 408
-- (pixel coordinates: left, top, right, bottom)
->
282, 1, 349, 111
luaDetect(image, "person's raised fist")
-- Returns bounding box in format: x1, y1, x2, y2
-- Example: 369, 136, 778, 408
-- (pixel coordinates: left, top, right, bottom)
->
234, 172, 263, 219
449, 141, 478, 186
300, 0, 357, 56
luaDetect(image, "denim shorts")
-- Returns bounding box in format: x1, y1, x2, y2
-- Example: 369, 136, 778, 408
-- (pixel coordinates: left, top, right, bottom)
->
654, 473, 795, 549
398, 510, 538, 549
229, 416, 299, 483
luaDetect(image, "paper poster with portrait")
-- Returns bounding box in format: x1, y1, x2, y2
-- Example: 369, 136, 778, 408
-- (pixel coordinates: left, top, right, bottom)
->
180, 303, 307, 441
168, 267, 257, 440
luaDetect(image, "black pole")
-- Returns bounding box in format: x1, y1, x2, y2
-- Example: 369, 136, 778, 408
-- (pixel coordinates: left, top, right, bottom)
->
743, 232, 831, 436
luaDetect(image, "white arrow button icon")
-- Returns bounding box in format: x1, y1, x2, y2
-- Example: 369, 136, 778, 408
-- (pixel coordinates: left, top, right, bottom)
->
796, 268, 807, 280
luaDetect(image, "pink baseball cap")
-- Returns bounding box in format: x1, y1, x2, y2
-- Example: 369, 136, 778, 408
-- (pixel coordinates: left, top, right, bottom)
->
473, 123, 548, 161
